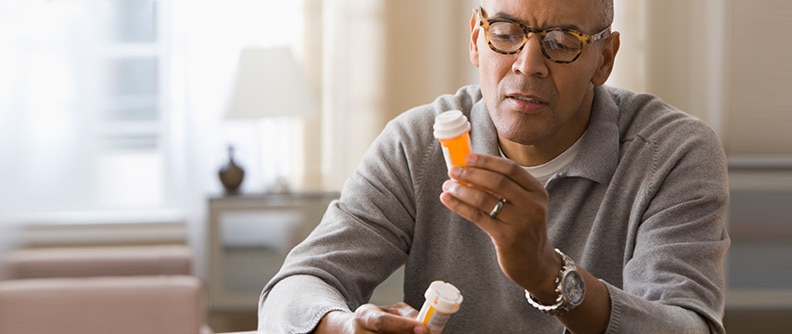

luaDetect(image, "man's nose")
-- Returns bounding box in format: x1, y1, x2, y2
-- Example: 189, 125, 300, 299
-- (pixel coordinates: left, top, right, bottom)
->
511, 35, 549, 77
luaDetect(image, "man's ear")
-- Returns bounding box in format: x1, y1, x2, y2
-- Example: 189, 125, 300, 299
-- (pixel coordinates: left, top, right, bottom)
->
592, 31, 620, 86
469, 9, 481, 68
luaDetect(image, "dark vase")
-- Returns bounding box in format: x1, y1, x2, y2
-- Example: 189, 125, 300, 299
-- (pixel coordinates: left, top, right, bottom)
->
218, 145, 244, 194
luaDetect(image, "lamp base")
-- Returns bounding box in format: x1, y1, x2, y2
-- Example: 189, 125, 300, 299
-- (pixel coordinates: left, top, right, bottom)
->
219, 145, 245, 194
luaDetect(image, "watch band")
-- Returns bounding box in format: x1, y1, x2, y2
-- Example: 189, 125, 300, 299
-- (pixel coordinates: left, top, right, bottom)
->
525, 248, 583, 316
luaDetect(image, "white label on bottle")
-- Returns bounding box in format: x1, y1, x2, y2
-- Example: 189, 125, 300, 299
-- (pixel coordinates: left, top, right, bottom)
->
426, 310, 452, 333
440, 145, 453, 170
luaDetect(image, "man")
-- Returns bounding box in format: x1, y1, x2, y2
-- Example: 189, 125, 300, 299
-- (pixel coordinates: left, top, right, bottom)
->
259, 0, 729, 332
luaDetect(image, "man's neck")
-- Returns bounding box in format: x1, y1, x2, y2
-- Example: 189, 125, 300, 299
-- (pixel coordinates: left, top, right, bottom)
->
498, 124, 588, 167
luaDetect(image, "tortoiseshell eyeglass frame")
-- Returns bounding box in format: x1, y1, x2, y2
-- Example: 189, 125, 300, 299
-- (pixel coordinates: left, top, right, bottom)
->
477, 6, 611, 64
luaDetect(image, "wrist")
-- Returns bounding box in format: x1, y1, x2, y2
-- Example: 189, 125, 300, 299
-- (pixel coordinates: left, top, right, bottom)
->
529, 246, 564, 304
525, 248, 586, 316
315, 310, 352, 333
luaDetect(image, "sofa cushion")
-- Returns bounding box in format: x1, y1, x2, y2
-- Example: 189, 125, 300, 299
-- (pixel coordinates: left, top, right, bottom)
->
2, 245, 192, 279
0, 275, 205, 334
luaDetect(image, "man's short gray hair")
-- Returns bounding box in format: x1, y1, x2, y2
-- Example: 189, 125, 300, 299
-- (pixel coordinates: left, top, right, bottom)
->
598, 0, 614, 28
480, 0, 614, 29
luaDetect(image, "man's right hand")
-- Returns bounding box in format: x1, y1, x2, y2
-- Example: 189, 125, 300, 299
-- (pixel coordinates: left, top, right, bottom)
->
314, 303, 429, 334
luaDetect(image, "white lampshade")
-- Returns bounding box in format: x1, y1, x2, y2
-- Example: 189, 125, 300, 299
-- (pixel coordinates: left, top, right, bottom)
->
225, 47, 316, 119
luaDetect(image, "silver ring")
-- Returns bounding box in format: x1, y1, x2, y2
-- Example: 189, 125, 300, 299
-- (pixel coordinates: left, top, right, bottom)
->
489, 198, 507, 218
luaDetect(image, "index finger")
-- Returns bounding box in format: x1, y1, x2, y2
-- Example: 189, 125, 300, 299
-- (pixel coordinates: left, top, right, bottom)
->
381, 302, 420, 319
462, 153, 544, 192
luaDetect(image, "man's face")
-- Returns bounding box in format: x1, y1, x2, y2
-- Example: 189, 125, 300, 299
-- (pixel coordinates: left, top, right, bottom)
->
470, 0, 616, 152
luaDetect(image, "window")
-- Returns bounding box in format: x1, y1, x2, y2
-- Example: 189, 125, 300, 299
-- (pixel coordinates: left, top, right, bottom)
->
0, 0, 303, 214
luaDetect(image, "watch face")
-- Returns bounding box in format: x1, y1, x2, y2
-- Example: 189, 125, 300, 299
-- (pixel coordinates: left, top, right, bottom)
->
562, 270, 585, 305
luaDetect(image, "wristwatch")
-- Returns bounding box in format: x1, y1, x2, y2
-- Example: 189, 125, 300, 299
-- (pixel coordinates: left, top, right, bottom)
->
525, 248, 585, 316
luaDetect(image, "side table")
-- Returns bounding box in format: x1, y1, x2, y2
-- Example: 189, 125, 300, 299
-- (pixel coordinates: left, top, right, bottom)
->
207, 191, 339, 311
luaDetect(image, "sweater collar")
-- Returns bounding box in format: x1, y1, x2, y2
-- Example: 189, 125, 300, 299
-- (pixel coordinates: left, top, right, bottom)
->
468, 85, 619, 185
565, 85, 619, 185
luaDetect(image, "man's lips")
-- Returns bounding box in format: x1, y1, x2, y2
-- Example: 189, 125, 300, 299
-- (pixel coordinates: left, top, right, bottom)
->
509, 95, 547, 104
506, 93, 549, 112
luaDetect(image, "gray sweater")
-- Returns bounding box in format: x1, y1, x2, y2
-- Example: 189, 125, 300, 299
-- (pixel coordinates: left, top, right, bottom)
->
259, 85, 729, 333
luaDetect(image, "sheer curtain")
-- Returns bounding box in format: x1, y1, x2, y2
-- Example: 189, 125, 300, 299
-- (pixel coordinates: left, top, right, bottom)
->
0, 1, 138, 214
167, 0, 304, 198
0, 0, 167, 269
0, 0, 304, 277
318, 0, 478, 189
168, 0, 304, 276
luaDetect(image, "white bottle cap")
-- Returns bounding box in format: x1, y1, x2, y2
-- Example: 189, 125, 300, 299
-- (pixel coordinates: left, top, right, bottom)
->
433, 110, 471, 140
424, 280, 463, 314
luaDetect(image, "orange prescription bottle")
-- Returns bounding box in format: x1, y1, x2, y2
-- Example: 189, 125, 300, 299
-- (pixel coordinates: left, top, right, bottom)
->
433, 110, 472, 170
416, 280, 463, 333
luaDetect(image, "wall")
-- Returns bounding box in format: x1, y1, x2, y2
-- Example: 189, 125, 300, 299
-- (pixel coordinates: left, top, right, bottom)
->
725, 0, 792, 156
612, 0, 792, 158
609, 0, 726, 134
382, 0, 478, 122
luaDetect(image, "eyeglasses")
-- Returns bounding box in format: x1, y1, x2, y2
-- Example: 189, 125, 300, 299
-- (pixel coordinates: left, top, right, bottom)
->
477, 7, 611, 64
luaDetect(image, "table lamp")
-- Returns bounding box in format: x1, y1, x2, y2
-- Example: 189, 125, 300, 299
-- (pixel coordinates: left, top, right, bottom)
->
222, 46, 317, 193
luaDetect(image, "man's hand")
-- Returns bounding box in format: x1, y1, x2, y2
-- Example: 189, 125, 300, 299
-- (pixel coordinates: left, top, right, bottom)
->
315, 302, 428, 334
438, 153, 611, 334
438, 153, 560, 300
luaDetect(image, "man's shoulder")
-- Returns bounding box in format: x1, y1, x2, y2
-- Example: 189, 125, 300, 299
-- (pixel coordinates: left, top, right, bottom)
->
600, 85, 717, 141
601, 85, 683, 118
598, 86, 723, 160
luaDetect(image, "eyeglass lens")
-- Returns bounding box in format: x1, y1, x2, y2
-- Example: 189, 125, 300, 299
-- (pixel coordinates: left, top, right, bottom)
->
488, 21, 582, 61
